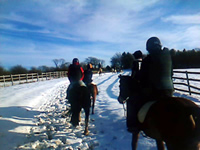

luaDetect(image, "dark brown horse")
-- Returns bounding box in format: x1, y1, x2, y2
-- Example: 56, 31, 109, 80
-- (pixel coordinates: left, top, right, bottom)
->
68, 84, 91, 135
118, 75, 200, 150
87, 83, 99, 114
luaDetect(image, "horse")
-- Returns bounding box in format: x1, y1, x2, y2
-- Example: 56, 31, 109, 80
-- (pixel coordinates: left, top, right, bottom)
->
68, 84, 91, 135
118, 75, 200, 150
112, 68, 117, 73
87, 82, 99, 114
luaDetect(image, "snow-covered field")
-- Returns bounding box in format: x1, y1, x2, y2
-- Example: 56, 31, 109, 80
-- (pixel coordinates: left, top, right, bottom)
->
0, 70, 200, 150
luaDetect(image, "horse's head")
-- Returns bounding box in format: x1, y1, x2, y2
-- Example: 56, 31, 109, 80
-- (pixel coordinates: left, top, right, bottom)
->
118, 75, 133, 104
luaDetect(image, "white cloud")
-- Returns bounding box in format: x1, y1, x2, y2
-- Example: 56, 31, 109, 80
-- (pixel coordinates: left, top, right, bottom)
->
162, 13, 200, 24
153, 25, 200, 50
0, 0, 160, 44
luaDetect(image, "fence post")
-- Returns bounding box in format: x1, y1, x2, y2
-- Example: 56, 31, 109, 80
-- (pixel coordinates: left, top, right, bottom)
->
37, 73, 39, 82
11, 74, 14, 86
26, 74, 28, 82
18, 74, 21, 84
186, 71, 191, 95
3, 75, 5, 87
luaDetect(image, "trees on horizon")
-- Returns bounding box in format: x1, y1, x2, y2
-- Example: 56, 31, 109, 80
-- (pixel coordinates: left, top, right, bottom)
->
1, 48, 200, 76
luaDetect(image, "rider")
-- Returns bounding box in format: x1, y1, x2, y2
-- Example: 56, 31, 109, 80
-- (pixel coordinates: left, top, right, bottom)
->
83, 63, 94, 97
83, 63, 93, 86
129, 37, 174, 133
66, 58, 85, 100
140, 37, 174, 98
127, 50, 143, 132
131, 50, 143, 78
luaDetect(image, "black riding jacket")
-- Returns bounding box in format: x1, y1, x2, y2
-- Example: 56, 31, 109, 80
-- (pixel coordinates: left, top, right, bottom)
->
139, 48, 174, 94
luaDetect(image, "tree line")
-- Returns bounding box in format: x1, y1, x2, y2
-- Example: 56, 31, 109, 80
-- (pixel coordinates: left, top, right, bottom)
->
110, 49, 200, 70
0, 57, 106, 76
170, 49, 200, 69
1, 49, 200, 76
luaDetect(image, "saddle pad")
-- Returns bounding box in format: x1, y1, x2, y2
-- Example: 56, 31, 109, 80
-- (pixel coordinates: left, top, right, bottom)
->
91, 82, 96, 85
137, 101, 156, 123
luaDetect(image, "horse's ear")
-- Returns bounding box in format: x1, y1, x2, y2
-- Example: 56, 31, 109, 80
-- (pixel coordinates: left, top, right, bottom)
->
118, 74, 122, 78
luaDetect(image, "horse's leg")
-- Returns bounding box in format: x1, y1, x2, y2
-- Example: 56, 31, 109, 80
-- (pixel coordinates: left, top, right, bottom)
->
91, 85, 97, 114
84, 107, 90, 135
156, 140, 165, 150
71, 109, 80, 127
79, 111, 81, 122
131, 132, 140, 150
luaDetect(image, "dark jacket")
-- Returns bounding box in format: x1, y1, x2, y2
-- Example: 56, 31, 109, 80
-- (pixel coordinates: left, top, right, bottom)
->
83, 70, 93, 84
140, 48, 174, 97
131, 56, 141, 79
67, 64, 84, 82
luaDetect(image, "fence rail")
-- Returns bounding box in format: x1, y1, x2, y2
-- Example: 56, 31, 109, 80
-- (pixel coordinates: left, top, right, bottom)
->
0, 71, 68, 87
172, 70, 200, 96
1, 70, 200, 96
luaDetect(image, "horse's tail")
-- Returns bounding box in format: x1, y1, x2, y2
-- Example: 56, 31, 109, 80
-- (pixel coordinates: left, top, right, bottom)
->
91, 83, 98, 95
175, 97, 200, 137
188, 106, 200, 135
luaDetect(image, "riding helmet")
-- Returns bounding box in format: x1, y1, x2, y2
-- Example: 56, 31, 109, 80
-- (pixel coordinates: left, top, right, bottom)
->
133, 50, 143, 59
146, 37, 162, 53
72, 58, 79, 65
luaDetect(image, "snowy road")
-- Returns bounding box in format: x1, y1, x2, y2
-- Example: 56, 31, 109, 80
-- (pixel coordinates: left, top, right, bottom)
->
0, 71, 200, 149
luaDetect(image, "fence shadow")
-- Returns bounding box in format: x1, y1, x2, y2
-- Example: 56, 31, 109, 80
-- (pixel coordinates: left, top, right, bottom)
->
0, 106, 39, 149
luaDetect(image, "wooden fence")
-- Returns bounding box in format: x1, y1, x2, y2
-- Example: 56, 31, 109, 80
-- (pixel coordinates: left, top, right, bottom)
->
0, 71, 68, 87
172, 70, 200, 96
1, 70, 200, 96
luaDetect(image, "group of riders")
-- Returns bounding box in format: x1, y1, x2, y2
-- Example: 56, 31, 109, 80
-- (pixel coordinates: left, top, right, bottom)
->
66, 58, 94, 103
66, 36, 174, 136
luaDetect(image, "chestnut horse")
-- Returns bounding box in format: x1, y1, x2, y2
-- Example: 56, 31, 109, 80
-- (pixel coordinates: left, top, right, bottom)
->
87, 83, 98, 114
68, 84, 91, 135
118, 75, 200, 150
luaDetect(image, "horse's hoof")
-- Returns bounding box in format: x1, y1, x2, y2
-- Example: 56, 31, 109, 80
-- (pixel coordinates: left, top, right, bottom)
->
84, 130, 89, 136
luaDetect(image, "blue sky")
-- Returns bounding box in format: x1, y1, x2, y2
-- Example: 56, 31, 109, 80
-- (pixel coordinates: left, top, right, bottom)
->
0, 0, 200, 69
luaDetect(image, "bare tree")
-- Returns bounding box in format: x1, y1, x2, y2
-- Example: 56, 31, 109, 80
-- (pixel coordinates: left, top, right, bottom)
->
53, 59, 59, 68
53, 58, 67, 69
59, 59, 65, 68
85, 57, 105, 69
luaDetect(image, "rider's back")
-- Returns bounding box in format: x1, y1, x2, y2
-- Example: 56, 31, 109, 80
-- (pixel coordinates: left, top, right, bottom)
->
68, 64, 83, 82
83, 70, 93, 84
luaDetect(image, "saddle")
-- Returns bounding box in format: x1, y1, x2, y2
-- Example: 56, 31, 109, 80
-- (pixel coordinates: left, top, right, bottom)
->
137, 101, 156, 123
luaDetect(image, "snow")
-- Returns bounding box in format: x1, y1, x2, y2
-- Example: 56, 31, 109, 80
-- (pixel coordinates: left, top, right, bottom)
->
0, 70, 200, 150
